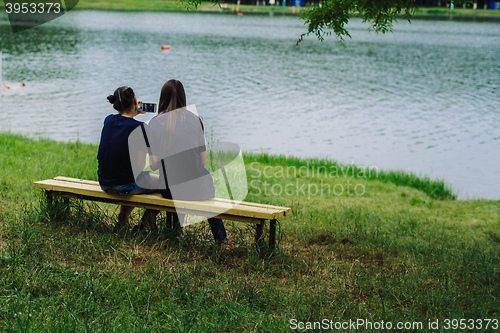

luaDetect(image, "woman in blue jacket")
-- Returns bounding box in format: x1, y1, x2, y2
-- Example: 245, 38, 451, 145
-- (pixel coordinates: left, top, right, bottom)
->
97, 86, 159, 232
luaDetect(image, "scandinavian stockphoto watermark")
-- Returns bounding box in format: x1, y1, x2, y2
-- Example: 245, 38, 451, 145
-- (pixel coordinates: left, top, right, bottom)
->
128, 105, 248, 226
126, 105, 378, 225
289, 318, 499, 331
248, 161, 379, 199
3, 0, 79, 33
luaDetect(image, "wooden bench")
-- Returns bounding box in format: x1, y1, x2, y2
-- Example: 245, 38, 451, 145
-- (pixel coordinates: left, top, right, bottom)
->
34, 176, 291, 249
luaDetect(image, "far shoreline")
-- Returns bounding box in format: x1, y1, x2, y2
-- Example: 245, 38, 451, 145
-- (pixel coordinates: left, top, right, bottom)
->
2, 1, 500, 21
82, 3, 500, 21
75, 4, 500, 22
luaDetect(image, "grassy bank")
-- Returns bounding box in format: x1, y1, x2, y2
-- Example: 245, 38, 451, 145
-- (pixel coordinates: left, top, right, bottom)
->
74, 1, 500, 20
3, 0, 499, 18
0, 132, 499, 331
414, 6, 500, 19
70, 1, 500, 19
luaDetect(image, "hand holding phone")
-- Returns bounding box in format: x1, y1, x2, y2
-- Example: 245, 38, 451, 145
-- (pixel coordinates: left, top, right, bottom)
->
138, 102, 157, 113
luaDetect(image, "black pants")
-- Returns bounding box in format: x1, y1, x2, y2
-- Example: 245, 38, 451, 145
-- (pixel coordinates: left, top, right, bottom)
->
167, 212, 227, 243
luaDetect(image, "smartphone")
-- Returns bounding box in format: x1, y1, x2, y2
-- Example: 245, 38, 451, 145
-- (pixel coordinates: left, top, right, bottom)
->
139, 102, 157, 113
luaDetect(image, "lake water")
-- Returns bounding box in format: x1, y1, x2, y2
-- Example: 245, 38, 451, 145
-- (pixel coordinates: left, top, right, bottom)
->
0, 10, 499, 200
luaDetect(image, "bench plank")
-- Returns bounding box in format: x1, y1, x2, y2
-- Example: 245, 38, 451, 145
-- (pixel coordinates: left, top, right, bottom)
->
35, 177, 291, 249
45, 190, 265, 224
34, 179, 290, 220
53, 176, 292, 212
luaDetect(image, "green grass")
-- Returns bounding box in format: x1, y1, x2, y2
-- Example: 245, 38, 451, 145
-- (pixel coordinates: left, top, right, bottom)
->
75, 1, 500, 20
3, 1, 500, 18
244, 153, 456, 200
414, 6, 500, 18
0, 0, 302, 15
0, 132, 499, 331
71, 1, 500, 19
0, 0, 298, 14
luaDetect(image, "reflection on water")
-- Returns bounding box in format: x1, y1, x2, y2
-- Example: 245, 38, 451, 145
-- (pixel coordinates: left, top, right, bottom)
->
0, 11, 499, 199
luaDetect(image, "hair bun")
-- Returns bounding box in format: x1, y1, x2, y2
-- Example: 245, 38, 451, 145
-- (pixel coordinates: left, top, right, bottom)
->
107, 95, 116, 104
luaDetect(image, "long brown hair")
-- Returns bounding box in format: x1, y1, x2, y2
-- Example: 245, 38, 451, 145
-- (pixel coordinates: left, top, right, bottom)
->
157, 80, 200, 148
158, 80, 186, 113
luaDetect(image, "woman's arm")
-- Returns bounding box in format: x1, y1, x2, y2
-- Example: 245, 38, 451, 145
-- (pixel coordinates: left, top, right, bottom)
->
136, 150, 147, 171
150, 154, 159, 171
200, 151, 206, 166
198, 117, 207, 167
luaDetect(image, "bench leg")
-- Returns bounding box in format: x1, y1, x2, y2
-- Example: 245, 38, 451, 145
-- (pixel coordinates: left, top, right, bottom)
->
139, 209, 158, 231
166, 212, 173, 229
269, 219, 277, 250
46, 190, 53, 205
46, 191, 70, 219
140, 209, 158, 231
255, 220, 265, 248
46, 191, 55, 219
165, 212, 183, 231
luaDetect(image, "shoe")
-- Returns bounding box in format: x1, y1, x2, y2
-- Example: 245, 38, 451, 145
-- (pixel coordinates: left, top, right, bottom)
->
176, 230, 185, 241
221, 239, 236, 251
172, 224, 184, 240
132, 224, 148, 236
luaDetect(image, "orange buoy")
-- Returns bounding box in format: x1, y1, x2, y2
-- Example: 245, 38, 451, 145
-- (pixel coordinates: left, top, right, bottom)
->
237, 12, 243, 16
161, 45, 171, 50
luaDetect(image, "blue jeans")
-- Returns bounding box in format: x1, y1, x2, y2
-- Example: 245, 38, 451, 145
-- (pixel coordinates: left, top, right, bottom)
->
101, 171, 154, 195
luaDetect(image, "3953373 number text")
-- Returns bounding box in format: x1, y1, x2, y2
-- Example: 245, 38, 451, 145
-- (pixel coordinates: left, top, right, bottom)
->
4, 2, 61, 14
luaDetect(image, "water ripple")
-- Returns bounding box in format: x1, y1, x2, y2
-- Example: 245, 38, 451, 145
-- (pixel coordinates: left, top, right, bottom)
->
1, 12, 499, 199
